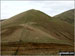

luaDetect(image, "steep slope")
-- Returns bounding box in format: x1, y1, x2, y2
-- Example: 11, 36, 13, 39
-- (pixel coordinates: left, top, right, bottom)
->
53, 9, 74, 24
1, 9, 74, 46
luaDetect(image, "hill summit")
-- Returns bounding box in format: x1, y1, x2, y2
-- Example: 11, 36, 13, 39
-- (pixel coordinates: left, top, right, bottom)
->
2, 9, 52, 28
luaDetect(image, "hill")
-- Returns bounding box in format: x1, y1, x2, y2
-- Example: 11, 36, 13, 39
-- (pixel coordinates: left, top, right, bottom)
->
1, 9, 74, 45
1, 9, 74, 55
53, 9, 74, 24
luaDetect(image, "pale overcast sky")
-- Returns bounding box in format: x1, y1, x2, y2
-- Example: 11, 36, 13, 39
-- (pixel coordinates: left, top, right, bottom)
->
1, 1, 74, 19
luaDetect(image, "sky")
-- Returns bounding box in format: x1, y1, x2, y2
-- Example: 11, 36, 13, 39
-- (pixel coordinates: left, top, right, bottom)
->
1, 1, 74, 19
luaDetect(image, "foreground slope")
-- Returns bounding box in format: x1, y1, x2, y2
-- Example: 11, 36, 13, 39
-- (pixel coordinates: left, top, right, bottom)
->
1, 42, 73, 55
